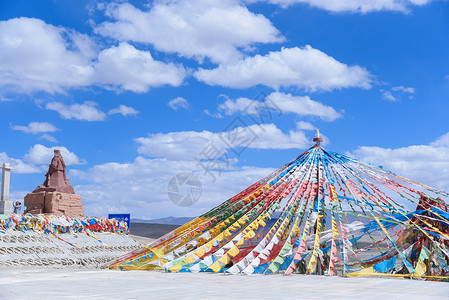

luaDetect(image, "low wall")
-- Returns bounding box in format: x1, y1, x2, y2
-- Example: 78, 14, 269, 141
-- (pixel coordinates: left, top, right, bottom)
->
0, 214, 141, 268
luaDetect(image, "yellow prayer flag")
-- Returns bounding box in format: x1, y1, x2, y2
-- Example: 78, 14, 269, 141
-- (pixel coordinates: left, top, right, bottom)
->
152, 247, 164, 258
292, 224, 300, 234
228, 246, 240, 257
332, 228, 340, 236
245, 230, 256, 239
415, 261, 427, 277
346, 267, 376, 277
216, 233, 224, 242
182, 255, 195, 264
218, 254, 230, 264
194, 247, 206, 258
235, 239, 245, 246
307, 255, 317, 273
204, 240, 214, 250
169, 262, 182, 273
209, 261, 222, 273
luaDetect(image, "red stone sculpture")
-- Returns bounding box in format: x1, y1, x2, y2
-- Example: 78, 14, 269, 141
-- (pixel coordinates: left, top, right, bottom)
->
24, 149, 84, 217
33, 149, 75, 194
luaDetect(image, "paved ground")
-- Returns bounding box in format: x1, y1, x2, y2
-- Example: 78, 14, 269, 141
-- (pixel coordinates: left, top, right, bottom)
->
1, 268, 448, 300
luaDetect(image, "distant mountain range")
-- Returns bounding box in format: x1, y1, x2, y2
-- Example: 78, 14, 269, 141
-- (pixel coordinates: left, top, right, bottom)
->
131, 216, 194, 225
131, 212, 283, 226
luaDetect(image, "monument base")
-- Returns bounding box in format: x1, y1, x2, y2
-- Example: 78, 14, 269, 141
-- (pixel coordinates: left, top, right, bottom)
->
24, 192, 84, 217
0, 200, 13, 214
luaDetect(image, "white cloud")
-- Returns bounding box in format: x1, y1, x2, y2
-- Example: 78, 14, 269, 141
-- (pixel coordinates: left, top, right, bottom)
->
218, 92, 342, 121
108, 104, 139, 117
168, 97, 190, 111
392, 86, 415, 94
0, 96, 13, 102
0, 152, 41, 174
431, 132, 449, 147
0, 17, 95, 93
195, 46, 372, 91
0, 144, 84, 175
95, 0, 283, 64
246, 0, 431, 13
70, 156, 274, 218
204, 108, 224, 119
136, 130, 222, 161
23, 144, 85, 165
0, 18, 186, 94
45, 101, 106, 121
350, 132, 449, 192
381, 90, 397, 101
92, 43, 185, 93
39, 134, 58, 143
381, 85, 415, 101
11, 121, 58, 134
296, 121, 316, 131
135, 123, 311, 161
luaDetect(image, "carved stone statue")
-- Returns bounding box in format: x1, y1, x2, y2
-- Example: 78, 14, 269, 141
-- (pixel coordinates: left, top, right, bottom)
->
24, 149, 84, 217
33, 150, 75, 194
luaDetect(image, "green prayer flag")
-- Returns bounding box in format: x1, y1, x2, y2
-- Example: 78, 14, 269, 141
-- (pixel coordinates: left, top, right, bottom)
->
268, 263, 279, 273
419, 246, 431, 261
273, 256, 284, 265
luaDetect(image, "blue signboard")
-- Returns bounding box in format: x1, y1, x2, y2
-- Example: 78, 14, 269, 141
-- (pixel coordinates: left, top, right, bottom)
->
108, 213, 130, 228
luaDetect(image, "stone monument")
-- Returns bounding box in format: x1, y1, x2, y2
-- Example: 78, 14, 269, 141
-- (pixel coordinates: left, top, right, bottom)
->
24, 150, 84, 217
0, 162, 13, 214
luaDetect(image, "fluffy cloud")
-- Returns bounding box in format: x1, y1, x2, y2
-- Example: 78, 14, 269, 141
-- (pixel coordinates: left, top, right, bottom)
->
70, 156, 274, 218
0, 17, 94, 93
95, 0, 283, 64
135, 123, 310, 160
381, 85, 415, 101
0, 144, 84, 175
46, 101, 106, 121
40, 134, 58, 143
246, 0, 431, 13
432, 132, 449, 147
350, 133, 449, 192
23, 144, 85, 165
92, 43, 185, 93
11, 122, 58, 134
0, 152, 41, 174
218, 92, 341, 121
296, 121, 316, 131
0, 18, 186, 93
195, 46, 372, 91
108, 105, 139, 117
168, 97, 190, 111
11, 122, 58, 142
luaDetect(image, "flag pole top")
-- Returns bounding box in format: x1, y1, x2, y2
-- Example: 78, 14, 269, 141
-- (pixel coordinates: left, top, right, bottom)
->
313, 129, 323, 147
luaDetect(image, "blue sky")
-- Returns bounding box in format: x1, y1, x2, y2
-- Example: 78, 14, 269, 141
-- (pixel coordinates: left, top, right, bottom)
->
1, 0, 448, 219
